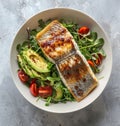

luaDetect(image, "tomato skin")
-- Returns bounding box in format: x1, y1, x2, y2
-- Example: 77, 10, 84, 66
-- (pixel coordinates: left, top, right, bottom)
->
87, 60, 94, 67
18, 70, 29, 83
98, 54, 103, 61
78, 26, 89, 35
30, 83, 39, 97
39, 86, 53, 98
95, 54, 104, 66
95, 57, 101, 66
30, 79, 36, 84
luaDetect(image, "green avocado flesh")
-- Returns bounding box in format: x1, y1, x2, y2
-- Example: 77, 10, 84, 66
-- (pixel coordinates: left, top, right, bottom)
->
17, 54, 43, 78
54, 84, 63, 100
22, 49, 50, 73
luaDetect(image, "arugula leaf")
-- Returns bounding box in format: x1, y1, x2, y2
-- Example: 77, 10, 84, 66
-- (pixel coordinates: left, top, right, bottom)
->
45, 97, 52, 106
16, 44, 22, 53
94, 38, 104, 49
87, 32, 97, 42
38, 19, 46, 28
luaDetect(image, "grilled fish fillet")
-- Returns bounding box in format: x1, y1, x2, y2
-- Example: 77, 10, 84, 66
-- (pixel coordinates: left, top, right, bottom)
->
36, 20, 78, 63
36, 20, 98, 102
57, 51, 98, 101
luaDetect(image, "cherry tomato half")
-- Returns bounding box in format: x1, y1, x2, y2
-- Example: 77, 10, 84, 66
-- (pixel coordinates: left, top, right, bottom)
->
39, 86, 53, 98
98, 54, 103, 61
30, 83, 39, 97
18, 70, 29, 83
78, 26, 89, 35
95, 54, 104, 66
95, 58, 101, 66
87, 60, 94, 67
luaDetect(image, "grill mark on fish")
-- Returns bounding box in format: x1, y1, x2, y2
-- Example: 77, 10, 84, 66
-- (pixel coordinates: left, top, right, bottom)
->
70, 73, 94, 97
58, 54, 88, 84
40, 36, 75, 60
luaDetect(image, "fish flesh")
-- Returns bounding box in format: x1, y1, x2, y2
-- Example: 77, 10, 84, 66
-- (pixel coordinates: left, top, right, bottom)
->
36, 20, 78, 63
57, 51, 98, 101
36, 20, 98, 102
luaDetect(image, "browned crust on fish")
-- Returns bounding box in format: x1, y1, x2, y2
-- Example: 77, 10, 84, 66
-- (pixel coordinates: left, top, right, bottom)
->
57, 53, 98, 102
36, 20, 59, 40
36, 20, 76, 63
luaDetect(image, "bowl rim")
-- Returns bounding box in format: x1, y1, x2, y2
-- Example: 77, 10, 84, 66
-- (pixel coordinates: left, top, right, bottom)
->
10, 7, 112, 113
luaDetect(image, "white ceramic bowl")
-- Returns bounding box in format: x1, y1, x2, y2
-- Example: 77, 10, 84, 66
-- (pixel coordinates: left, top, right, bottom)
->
10, 8, 112, 113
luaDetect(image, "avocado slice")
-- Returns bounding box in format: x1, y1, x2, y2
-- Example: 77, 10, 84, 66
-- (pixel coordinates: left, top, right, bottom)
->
54, 84, 63, 100
31, 69, 44, 79
17, 55, 34, 77
17, 54, 44, 78
17, 54, 35, 78
22, 49, 50, 73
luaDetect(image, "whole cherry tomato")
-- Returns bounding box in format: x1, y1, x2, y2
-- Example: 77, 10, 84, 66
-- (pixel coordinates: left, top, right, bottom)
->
39, 86, 53, 98
18, 69, 29, 83
30, 83, 39, 97
78, 26, 89, 35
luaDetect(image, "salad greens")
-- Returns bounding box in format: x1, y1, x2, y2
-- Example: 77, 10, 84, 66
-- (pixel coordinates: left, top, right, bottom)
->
16, 19, 106, 106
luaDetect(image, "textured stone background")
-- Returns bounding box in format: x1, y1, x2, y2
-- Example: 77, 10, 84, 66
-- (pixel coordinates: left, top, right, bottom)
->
0, 0, 120, 126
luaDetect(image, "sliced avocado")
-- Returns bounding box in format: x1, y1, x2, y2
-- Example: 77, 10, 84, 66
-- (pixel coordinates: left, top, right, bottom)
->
24, 65, 35, 78
54, 84, 63, 100
17, 54, 43, 78
22, 49, 50, 73
31, 69, 44, 79
17, 55, 34, 78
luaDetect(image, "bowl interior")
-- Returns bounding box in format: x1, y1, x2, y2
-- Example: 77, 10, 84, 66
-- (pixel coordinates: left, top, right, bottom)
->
10, 8, 112, 113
